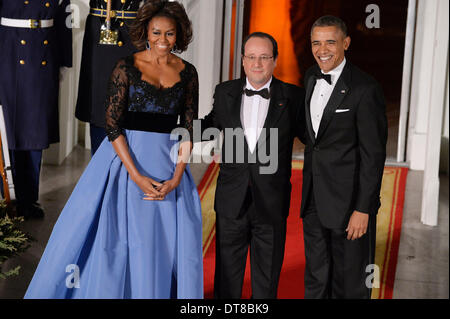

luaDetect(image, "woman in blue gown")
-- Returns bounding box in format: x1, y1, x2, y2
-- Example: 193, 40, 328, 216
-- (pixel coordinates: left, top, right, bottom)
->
25, 0, 203, 299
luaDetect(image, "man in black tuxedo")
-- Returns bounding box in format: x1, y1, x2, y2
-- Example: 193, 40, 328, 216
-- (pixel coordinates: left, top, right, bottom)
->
200, 32, 305, 298
301, 16, 387, 299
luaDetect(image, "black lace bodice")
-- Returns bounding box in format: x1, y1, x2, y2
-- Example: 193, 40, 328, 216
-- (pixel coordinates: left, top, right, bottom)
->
105, 55, 199, 142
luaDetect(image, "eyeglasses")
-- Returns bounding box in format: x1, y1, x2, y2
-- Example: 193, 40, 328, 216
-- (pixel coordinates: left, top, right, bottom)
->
242, 55, 274, 63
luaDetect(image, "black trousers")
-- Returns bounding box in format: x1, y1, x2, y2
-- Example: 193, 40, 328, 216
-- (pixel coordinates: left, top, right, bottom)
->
302, 193, 376, 299
89, 123, 106, 156
9, 150, 42, 206
214, 186, 287, 299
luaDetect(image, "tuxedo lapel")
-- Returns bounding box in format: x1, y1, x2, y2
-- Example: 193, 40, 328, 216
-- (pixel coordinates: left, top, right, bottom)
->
225, 78, 245, 130
224, 78, 252, 154
315, 63, 351, 142
255, 78, 288, 151
305, 71, 318, 144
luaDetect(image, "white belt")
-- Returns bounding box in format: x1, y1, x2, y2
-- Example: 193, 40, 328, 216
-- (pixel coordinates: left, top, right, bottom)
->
0, 17, 54, 29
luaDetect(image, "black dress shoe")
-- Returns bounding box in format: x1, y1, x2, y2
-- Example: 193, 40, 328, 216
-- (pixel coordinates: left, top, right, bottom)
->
17, 203, 45, 220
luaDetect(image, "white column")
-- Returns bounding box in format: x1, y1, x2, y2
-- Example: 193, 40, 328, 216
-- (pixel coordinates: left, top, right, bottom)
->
232, 0, 245, 80
407, 0, 435, 170
415, 0, 449, 226
179, 0, 223, 117
440, 74, 449, 175
396, 0, 416, 162
178, 0, 224, 162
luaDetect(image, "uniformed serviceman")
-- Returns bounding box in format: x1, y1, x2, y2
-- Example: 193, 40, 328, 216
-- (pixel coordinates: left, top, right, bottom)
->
0, 0, 73, 219
75, 0, 145, 155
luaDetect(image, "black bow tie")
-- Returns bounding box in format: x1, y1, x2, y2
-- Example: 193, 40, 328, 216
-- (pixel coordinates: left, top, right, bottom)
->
315, 72, 332, 85
244, 88, 271, 99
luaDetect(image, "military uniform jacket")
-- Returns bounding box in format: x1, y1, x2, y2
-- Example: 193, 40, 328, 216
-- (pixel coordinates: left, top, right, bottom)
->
75, 0, 144, 128
0, 0, 72, 150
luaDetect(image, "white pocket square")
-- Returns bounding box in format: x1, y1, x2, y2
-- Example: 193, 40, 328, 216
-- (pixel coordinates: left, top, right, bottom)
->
335, 109, 350, 113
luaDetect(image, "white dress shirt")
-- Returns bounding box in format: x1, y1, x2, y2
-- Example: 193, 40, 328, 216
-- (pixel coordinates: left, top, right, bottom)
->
310, 58, 346, 136
240, 77, 272, 153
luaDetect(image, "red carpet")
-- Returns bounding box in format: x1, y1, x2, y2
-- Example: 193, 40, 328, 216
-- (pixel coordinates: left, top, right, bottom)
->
198, 161, 408, 299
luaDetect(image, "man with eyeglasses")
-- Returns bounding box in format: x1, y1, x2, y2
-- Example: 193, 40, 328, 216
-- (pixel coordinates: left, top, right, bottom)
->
199, 32, 305, 298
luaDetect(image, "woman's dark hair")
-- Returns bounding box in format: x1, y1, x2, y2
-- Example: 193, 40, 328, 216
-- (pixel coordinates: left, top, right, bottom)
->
311, 15, 348, 37
241, 32, 278, 60
129, 0, 193, 52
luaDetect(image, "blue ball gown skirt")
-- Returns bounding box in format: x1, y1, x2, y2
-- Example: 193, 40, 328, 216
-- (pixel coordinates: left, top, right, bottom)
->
24, 130, 203, 299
